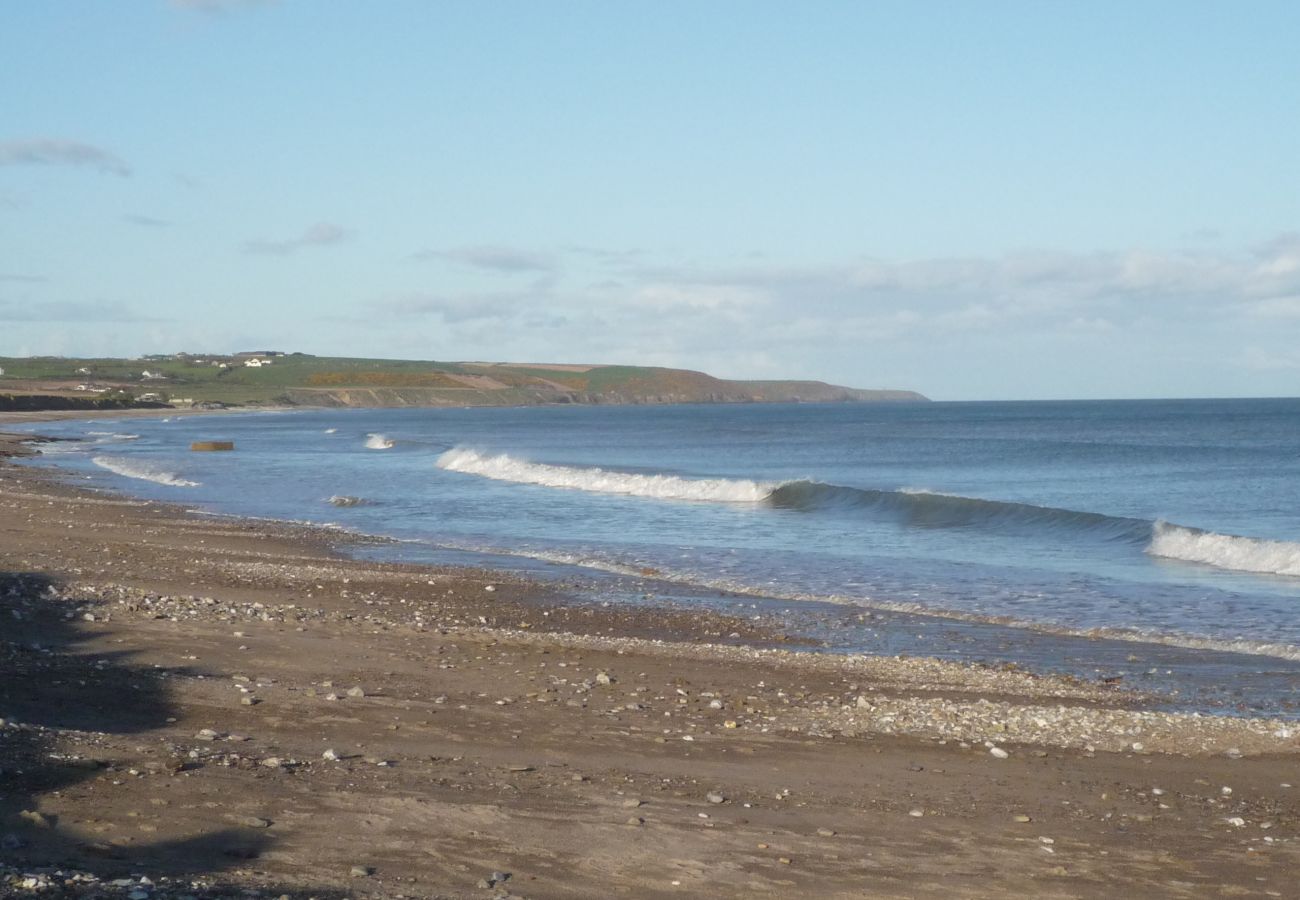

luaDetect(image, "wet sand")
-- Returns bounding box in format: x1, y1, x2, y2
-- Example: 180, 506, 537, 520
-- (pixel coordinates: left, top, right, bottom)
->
1, 424, 1298, 898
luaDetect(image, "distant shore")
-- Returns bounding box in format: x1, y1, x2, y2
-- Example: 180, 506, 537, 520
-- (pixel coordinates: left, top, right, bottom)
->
0, 353, 930, 411
1, 427, 1297, 897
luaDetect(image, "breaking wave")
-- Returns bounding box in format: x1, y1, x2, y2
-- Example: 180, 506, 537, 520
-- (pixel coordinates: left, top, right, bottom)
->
92, 456, 199, 488
436, 448, 773, 502
776, 487, 1300, 578
365, 433, 394, 449
436, 448, 1299, 579
1149, 522, 1300, 577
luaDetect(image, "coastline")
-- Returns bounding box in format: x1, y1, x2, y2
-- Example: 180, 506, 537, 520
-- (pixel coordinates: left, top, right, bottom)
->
2, 426, 1298, 897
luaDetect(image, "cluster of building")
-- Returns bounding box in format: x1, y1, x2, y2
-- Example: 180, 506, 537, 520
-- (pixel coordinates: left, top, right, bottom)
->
143, 350, 289, 368
1, 351, 299, 407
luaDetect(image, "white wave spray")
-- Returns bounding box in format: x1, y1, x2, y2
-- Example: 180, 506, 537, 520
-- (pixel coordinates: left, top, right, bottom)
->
327, 495, 372, 507
92, 456, 199, 488
1148, 521, 1300, 577
436, 448, 775, 503
365, 433, 394, 449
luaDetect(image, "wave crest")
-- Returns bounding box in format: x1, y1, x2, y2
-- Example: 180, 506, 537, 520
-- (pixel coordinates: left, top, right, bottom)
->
436, 448, 774, 502
768, 481, 1151, 541
1149, 522, 1300, 577
365, 433, 394, 449
92, 456, 199, 488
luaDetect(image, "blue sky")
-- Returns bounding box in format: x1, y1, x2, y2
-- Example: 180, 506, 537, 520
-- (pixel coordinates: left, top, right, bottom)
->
2, 1, 1299, 400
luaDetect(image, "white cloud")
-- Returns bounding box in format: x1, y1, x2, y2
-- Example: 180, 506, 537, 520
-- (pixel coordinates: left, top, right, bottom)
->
0, 138, 131, 176
243, 222, 350, 255
376, 292, 522, 324
1245, 296, 1300, 318
169, 0, 277, 13
1240, 346, 1300, 371
124, 213, 171, 228
1246, 233, 1300, 296
629, 284, 765, 313
613, 236, 1300, 338
1065, 316, 1117, 333
843, 249, 1244, 300
414, 245, 557, 274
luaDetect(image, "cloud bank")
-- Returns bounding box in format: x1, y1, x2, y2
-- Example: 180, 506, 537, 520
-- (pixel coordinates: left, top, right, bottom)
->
354, 233, 1300, 398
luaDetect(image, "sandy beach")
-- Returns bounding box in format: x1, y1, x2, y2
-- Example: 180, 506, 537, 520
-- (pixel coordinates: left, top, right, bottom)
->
2, 421, 1298, 899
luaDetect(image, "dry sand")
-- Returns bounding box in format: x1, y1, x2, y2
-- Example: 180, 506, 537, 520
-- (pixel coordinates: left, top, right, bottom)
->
1, 422, 1297, 898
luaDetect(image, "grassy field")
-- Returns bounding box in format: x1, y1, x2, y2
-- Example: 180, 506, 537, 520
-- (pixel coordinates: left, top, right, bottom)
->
0, 354, 493, 405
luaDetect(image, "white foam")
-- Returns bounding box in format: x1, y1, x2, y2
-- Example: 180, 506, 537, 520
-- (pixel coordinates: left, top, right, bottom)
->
37, 442, 90, 456
39, 433, 140, 456
92, 456, 199, 488
365, 433, 394, 449
436, 448, 775, 503
1148, 522, 1300, 577
324, 428, 338, 434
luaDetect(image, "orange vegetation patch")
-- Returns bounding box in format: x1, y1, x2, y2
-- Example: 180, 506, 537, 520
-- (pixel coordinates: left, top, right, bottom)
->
305, 371, 466, 388
444, 373, 510, 390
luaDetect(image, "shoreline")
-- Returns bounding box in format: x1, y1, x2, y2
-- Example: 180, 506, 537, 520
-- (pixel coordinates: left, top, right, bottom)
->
2, 424, 1299, 896
11, 412, 1300, 716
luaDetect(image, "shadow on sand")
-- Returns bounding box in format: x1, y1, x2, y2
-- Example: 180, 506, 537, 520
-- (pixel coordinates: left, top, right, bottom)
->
0, 572, 348, 898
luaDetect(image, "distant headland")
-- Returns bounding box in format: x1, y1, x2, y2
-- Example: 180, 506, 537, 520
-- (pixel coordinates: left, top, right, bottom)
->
0, 352, 928, 411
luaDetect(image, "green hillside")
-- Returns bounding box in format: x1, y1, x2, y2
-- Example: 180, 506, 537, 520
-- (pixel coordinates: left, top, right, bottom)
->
0, 352, 928, 409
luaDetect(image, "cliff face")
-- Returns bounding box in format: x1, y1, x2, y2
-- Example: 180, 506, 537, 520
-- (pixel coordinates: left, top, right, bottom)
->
0, 394, 168, 412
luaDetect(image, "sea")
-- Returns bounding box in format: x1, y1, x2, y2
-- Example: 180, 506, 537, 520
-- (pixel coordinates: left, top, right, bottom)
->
15, 398, 1300, 717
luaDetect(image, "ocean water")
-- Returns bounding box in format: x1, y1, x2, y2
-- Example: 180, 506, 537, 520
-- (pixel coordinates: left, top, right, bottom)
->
17, 399, 1300, 715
